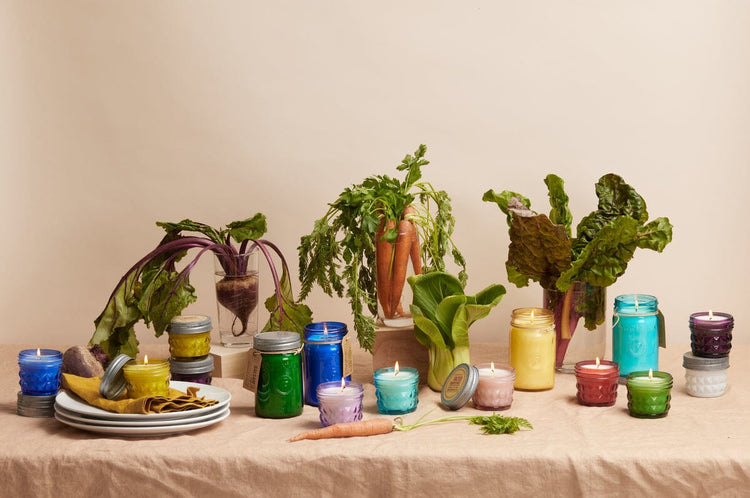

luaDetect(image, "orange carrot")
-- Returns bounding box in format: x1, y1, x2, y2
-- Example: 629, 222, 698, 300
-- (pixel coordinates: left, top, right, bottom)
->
402, 205, 423, 276
289, 418, 394, 442
375, 219, 396, 319
389, 217, 416, 316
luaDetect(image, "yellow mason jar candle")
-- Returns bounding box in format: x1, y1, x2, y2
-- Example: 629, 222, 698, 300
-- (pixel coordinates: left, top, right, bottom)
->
122, 356, 170, 398
509, 308, 555, 391
167, 315, 212, 361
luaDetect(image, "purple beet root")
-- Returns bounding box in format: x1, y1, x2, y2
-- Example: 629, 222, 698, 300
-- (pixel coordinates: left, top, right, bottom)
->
216, 274, 259, 336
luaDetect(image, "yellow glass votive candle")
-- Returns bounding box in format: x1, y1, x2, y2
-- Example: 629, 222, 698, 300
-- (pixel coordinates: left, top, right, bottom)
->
509, 308, 555, 391
122, 356, 170, 398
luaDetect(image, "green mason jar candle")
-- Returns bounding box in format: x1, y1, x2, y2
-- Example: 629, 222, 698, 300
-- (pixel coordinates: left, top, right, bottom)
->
254, 331, 303, 419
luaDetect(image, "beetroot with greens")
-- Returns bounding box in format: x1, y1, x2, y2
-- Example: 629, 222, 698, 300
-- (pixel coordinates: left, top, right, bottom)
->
89, 213, 313, 358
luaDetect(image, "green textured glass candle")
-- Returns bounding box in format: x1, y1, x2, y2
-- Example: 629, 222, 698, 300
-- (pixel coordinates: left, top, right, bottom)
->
626, 370, 673, 418
254, 332, 303, 419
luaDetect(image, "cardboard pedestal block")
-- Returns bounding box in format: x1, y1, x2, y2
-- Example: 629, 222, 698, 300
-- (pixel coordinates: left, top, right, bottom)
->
372, 323, 429, 385
209, 344, 251, 379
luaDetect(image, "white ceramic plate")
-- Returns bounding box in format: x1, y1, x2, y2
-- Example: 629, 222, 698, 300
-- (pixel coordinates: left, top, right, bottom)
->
55, 404, 228, 427
55, 408, 230, 437
55, 381, 231, 421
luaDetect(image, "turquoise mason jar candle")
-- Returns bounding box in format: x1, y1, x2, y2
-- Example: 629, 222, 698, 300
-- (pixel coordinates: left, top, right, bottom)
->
612, 294, 664, 379
374, 364, 419, 415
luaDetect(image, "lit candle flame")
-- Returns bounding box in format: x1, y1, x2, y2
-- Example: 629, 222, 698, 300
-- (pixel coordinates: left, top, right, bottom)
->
36, 348, 41, 357
144, 354, 149, 365
340, 377, 346, 391
490, 361, 495, 375
394, 361, 400, 376
530, 309, 535, 323
709, 310, 714, 320
648, 368, 653, 380
634, 296, 639, 311
595, 357, 600, 368
323, 322, 328, 334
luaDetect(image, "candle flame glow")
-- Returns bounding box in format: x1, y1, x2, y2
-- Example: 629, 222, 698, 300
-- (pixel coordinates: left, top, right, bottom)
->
144, 354, 149, 365
36, 348, 41, 357
595, 357, 600, 368
634, 296, 639, 311
648, 368, 653, 380
323, 322, 328, 334
340, 377, 346, 391
530, 309, 535, 323
394, 361, 400, 375
490, 361, 495, 375
709, 310, 714, 320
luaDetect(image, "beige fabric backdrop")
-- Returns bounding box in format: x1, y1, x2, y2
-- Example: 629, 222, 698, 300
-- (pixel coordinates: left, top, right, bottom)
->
1, 1, 748, 348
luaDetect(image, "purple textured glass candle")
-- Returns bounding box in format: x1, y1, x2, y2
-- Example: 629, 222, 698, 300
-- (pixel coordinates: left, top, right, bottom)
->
690, 311, 733, 358
574, 359, 619, 407
316, 380, 364, 427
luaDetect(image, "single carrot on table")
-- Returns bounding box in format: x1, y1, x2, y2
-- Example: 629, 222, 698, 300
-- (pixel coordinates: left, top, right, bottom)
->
289, 418, 394, 442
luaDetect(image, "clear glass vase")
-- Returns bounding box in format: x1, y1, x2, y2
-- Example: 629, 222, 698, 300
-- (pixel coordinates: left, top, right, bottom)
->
214, 250, 259, 347
542, 282, 606, 374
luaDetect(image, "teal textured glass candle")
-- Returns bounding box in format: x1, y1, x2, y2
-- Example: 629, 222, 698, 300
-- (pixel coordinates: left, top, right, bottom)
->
374, 364, 419, 415
18, 349, 63, 396
626, 370, 673, 418
612, 294, 663, 379
254, 331, 303, 419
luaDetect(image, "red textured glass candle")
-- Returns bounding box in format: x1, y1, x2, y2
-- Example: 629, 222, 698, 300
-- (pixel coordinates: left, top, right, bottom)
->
574, 359, 619, 407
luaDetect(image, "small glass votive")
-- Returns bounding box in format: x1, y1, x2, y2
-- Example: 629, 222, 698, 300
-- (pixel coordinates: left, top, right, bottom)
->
626, 370, 673, 418
574, 359, 619, 407
374, 364, 419, 415
690, 312, 733, 358
169, 356, 214, 385
122, 357, 170, 398
316, 380, 364, 427
167, 315, 212, 361
18, 349, 63, 396
473, 363, 515, 411
683, 352, 729, 398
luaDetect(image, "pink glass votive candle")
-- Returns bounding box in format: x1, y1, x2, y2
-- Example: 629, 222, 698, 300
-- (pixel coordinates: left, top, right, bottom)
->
316, 380, 364, 427
473, 363, 515, 411
574, 359, 619, 407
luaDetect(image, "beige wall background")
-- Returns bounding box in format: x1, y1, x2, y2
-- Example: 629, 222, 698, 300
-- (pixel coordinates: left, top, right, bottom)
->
2, 1, 748, 351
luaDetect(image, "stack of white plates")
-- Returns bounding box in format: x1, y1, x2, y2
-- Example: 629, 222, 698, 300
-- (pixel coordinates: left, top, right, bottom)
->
54, 381, 231, 437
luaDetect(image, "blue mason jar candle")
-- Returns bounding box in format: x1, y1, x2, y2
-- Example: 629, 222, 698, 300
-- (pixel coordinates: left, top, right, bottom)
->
303, 321, 350, 406
18, 349, 63, 396
612, 294, 664, 379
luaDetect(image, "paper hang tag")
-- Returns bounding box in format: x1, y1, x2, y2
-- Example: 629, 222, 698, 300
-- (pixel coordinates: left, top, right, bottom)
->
657, 310, 666, 348
243, 349, 263, 393
342, 334, 354, 378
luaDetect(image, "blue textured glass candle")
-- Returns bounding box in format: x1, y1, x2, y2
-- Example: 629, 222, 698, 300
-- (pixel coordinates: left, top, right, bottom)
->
303, 321, 350, 406
18, 349, 63, 395
612, 294, 663, 379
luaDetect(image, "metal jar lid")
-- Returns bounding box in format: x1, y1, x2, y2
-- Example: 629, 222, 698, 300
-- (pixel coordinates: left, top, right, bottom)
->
683, 352, 730, 371
17, 392, 57, 417
98, 354, 134, 399
254, 331, 302, 352
168, 315, 212, 334
169, 355, 214, 374
441, 363, 479, 410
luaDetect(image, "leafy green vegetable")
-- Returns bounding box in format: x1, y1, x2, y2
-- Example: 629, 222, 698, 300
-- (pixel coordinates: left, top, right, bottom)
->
408, 272, 505, 390
298, 145, 466, 352
483, 173, 673, 366
90, 214, 311, 358
393, 410, 533, 435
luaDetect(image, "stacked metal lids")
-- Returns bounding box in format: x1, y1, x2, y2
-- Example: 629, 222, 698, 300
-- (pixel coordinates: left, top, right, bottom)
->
17, 392, 57, 418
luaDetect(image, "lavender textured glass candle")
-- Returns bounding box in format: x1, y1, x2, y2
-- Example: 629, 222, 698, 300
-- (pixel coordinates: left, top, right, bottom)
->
574, 359, 619, 407
690, 311, 733, 358
316, 380, 364, 427
18, 349, 63, 396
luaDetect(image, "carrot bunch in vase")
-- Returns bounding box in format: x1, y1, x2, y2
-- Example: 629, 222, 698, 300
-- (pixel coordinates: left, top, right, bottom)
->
298, 144, 466, 353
